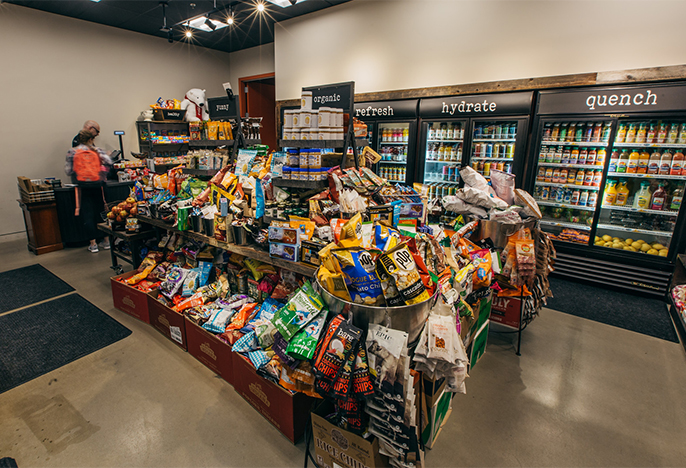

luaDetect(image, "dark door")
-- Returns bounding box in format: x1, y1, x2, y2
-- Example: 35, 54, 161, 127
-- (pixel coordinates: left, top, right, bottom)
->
240, 74, 276, 150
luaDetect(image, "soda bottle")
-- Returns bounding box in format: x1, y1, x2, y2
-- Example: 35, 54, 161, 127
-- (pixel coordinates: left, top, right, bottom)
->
559, 123, 568, 142
402, 127, 409, 142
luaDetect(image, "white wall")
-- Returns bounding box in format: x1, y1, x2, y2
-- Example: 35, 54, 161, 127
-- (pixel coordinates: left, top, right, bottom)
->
0, 4, 274, 237
274, 0, 686, 100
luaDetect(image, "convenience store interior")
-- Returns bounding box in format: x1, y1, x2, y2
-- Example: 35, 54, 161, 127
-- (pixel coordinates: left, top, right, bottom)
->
2, 0, 686, 466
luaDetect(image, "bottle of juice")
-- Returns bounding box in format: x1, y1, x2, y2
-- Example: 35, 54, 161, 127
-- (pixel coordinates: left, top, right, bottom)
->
679, 123, 686, 144
660, 150, 673, 175
559, 123, 568, 142
561, 147, 571, 164
615, 180, 630, 206
637, 151, 650, 174
671, 187, 683, 211
648, 151, 661, 174
553, 147, 563, 164
575, 169, 585, 185
583, 170, 594, 186
553, 168, 561, 183
544, 167, 553, 182
403, 127, 409, 142
537, 167, 546, 181
593, 122, 603, 142
615, 123, 627, 143
584, 122, 594, 142
542, 123, 552, 141
627, 150, 640, 173
603, 180, 618, 205
668, 123, 679, 144
579, 148, 588, 164
646, 123, 657, 143
567, 123, 577, 142
625, 123, 637, 143
670, 150, 684, 175
657, 123, 668, 143
589, 191, 598, 207
570, 189, 580, 205
570, 148, 579, 164
596, 148, 606, 165
587, 148, 597, 165
609, 150, 619, 173
616, 150, 629, 173
579, 190, 589, 206
567, 168, 577, 184
575, 123, 585, 142
636, 123, 647, 143
560, 168, 568, 183
634, 182, 651, 209
651, 183, 667, 210
602, 122, 613, 142
593, 169, 603, 186
551, 123, 560, 141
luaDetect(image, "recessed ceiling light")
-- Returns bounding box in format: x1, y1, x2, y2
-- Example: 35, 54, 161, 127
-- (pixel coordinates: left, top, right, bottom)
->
90, 0, 102, 2
256, 2, 265, 12
185, 30, 193, 38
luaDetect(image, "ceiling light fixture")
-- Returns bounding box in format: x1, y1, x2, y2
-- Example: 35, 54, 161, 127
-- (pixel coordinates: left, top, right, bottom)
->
226, 6, 234, 25
185, 30, 193, 38
256, 2, 265, 13
204, 17, 216, 30
264, 0, 306, 7
186, 15, 229, 31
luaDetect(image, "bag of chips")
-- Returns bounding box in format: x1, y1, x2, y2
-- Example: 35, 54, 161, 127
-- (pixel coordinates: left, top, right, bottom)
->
375, 263, 404, 307
469, 248, 493, 289
351, 346, 375, 399
372, 221, 401, 252
286, 312, 327, 361
332, 248, 384, 306
338, 213, 363, 248
376, 243, 430, 306
202, 308, 236, 334
160, 266, 189, 299
312, 317, 362, 395
272, 281, 324, 341
317, 267, 352, 302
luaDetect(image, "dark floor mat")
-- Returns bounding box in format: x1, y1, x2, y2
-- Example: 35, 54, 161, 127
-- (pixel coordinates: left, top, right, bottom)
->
0, 294, 131, 393
547, 276, 678, 343
0, 264, 75, 313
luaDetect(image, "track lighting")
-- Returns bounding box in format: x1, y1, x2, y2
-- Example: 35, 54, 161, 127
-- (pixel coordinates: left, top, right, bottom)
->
167, 27, 173, 43
204, 17, 216, 30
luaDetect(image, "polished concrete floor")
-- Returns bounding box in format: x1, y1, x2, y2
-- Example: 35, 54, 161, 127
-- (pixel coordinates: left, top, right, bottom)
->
1, 238, 685, 467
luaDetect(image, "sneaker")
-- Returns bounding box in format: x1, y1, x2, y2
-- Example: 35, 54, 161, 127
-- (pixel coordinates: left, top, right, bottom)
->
88, 245, 99, 253
99, 240, 111, 250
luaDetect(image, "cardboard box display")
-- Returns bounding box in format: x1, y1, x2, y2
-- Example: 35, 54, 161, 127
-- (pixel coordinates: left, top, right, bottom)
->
147, 291, 187, 350
232, 353, 315, 443
110, 271, 154, 324
268, 226, 300, 244
490, 294, 522, 329
184, 316, 234, 385
269, 242, 299, 262
468, 320, 489, 371
311, 402, 386, 468
421, 387, 453, 449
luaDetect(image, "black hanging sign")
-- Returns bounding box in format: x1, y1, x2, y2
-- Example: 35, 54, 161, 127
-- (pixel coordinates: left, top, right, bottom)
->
537, 83, 686, 115
354, 100, 419, 120
419, 91, 533, 119
208, 96, 240, 120
302, 81, 354, 112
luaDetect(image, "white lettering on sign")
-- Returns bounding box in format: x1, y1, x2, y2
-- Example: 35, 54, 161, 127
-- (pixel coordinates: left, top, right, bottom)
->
441, 100, 497, 115
586, 90, 657, 110
355, 106, 395, 117
216, 104, 230, 111
313, 93, 341, 104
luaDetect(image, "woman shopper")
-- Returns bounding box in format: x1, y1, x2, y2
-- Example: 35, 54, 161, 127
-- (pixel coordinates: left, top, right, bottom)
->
65, 129, 113, 252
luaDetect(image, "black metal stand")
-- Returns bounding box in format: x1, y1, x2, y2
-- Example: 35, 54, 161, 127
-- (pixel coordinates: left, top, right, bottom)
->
516, 292, 524, 356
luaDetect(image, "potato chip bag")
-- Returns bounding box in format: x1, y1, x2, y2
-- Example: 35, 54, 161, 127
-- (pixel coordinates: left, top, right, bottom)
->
286, 312, 327, 360
469, 249, 493, 289
332, 248, 384, 306
289, 216, 315, 241
338, 213, 363, 248
375, 263, 404, 307
377, 243, 430, 306
207, 121, 219, 140
330, 218, 347, 243
319, 242, 342, 273
223, 121, 233, 140
317, 266, 352, 302
372, 221, 401, 252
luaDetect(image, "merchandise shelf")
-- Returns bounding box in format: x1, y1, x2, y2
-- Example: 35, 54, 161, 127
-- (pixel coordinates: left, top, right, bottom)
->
536, 200, 596, 211
386, 179, 407, 184
470, 157, 514, 162
535, 181, 600, 190
427, 139, 463, 144
279, 139, 369, 148
612, 142, 686, 148
537, 162, 604, 169
182, 168, 219, 177
424, 180, 460, 185
425, 160, 461, 164
472, 138, 516, 142
606, 172, 686, 180
542, 140, 609, 147
378, 161, 408, 165
540, 220, 592, 231
600, 204, 679, 216
596, 223, 673, 237
379, 141, 409, 145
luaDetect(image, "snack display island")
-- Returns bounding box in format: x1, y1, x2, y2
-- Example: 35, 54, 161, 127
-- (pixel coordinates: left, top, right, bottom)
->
528, 83, 686, 295
417, 92, 534, 199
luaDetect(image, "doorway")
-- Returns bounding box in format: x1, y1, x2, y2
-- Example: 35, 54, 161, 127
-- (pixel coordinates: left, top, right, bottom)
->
239, 73, 276, 151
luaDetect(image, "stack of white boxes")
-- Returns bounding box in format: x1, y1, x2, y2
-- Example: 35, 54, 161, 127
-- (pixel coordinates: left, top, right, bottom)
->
282, 90, 345, 141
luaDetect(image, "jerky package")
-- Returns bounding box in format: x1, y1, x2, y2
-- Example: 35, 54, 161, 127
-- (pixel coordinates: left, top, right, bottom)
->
366, 323, 408, 392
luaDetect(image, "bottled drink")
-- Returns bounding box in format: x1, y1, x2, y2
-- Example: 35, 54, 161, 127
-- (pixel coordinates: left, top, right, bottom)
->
596, 148, 606, 165
616, 150, 629, 173
559, 123, 569, 142
602, 122, 613, 142
636, 122, 647, 143
583, 170, 594, 186
593, 170, 603, 186
668, 123, 679, 144
544, 167, 553, 182
609, 150, 619, 172
563, 188, 573, 204
575, 169, 585, 185
553, 168, 561, 183
603, 180, 618, 205
593, 122, 603, 142
483, 162, 491, 177
627, 150, 639, 173
615, 123, 627, 143
475, 124, 483, 139
560, 168, 568, 183
567, 123, 577, 142
615, 180, 630, 206
670, 187, 683, 211
497, 161, 504, 172
542, 123, 552, 141
553, 147, 563, 164
646, 123, 657, 143
670, 150, 684, 175
567, 168, 577, 184
562, 147, 571, 164
648, 151, 661, 175
659, 150, 673, 175
546, 147, 555, 163
625, 123, 637, 143
506, 143, 515, 158
638, 151, 650, 174
579, 148, 589, 164
679, 123, 686, 144
541, 186, 550, 200
651, 183, 667, 210
570, 148, 579, 164
551, 123, 560, 141
571, 189, 581, 205
584, 122, 594, 142
579, 190, 589, 206
403, 127, 409, 142
575, 123, 585, 142
587, 148, 597, 165
588, 191, 598, 207
634, 182, 651, 209
657, 123, 668, 143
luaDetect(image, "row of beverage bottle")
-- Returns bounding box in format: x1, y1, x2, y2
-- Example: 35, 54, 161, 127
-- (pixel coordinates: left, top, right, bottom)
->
543, 121, 612, 143
539, 146, 606, 165
471, 160, 512, 177
474, 123, 517, 140
427, 183, 458, 199
609, 149, 684, 175
425, 165, 460, 182
474, 142, 515, 159
379, 166, 406, 182
428, 123, 464, 141
426, 143, 462, 161
380, 145, 408, 162
538, 167, 603, 186
381, 127, 409, 143
615, 122, 686, 145
603, 179, 682, 211
535, 186, 598, 208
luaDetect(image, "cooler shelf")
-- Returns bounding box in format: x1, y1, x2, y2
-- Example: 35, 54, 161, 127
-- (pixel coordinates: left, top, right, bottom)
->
378, 161, 407, 165
601, 205, 679, 216
613, 142, 686, 148
535, 182, 600, 191
471, 157, 514, 162
606, 172, 686, 180
425, 160, 460, 164
379, 141, 408, 145
540, 220, 592, 231
596, 223, 673, 237
538, 162, 604, 169
427, 139, 463, 144
472, 138, 516, 142
536, 200, 596, 211
542, 140, 609, 147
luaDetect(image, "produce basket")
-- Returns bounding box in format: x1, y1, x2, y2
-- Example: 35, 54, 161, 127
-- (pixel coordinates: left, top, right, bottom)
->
101, 200, 134, 230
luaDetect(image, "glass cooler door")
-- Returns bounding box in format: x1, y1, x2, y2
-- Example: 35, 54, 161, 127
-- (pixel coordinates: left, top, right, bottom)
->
377, 122, 410, 184
421, 120, 467, 200
594, 118, 686, 257
467, 120, 518, 179
533, 118, 613, 245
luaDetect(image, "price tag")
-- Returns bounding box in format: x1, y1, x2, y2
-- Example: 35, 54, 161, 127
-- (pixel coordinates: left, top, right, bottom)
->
170, 326, 183, 344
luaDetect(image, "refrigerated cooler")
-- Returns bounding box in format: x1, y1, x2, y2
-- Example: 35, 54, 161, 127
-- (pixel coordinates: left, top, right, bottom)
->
528, 83, 686, 296
354, 100, 419, 184
417, 92, 533, 199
